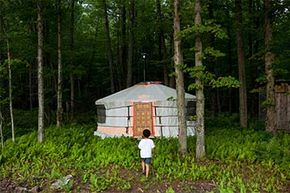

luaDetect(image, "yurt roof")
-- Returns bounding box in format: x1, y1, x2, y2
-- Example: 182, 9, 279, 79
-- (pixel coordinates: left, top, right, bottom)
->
95, 81, 195, 108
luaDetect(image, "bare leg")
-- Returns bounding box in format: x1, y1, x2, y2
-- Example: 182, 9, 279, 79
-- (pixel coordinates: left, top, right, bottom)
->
145, 164, 150, 177
141, 160, 145, 174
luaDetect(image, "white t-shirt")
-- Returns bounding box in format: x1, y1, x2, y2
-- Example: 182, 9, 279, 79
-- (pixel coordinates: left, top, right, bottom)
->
138, 138, 155, 158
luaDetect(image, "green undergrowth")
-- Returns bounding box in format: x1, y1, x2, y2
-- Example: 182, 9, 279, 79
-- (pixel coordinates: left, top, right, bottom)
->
0, 125, 290, 192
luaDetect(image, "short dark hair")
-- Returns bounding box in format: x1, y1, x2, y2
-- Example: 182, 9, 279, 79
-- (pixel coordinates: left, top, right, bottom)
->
143, 129, 151, 138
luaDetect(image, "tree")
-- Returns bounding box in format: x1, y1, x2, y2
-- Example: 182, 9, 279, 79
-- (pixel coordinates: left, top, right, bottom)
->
70, 0, 75, 120
156, 0, 169, 86
102, 0, 115, 93
37, 0, 44, 143
0, 107, 3, 149
118, 1, 127, 89
0, 0, 289, 132
6, 33, 15, 142
173, 0, 187, 156
1, 3, 15, 141
126, 0, 135, 87
0, 8, 3, 148
56, 0, 63, 127
235, 0, 248, 128
194, 0, 205, 160
264, 0, 276, 133
3, 27, 15, 142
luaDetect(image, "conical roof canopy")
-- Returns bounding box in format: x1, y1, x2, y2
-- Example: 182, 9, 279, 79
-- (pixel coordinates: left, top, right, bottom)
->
95, 82, 195, 108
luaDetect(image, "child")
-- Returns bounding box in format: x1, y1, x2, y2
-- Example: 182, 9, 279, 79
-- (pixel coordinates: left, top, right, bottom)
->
138, 129, 155, 177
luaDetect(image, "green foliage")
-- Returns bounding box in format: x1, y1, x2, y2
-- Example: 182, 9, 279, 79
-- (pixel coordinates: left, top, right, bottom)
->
0, 124, 289, 192
262, 99, 275, 107
165, 187, 175, 193
89, 173, 111, 192
203, 47, 226, 58
205, 113, 240, 128
186, 66, 240, 90
256, 75, 267, 84
181, 21, 228, 40
210, 76, 240, 88
175, 63, 187, 71
186, 66, 214, 88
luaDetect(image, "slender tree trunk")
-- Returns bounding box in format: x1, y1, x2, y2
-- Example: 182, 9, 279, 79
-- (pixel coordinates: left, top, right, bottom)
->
156, 0, 169, 86
29, 63, 33, 110
248, 0, 255, 116
0, 17, 2, 149
264, 0, 276, 133
235, 0, 248, 128
251, 0, 260, 117
2, 19, 15, 142
70, 0, 75, 120
6, 37, 15, 142
0, 17, 4, 148
37, 1, 44, 143
120, 4, 127, 89
169, 33, 175, 88
207, 0, 217, 115
248, 0, 253, 59
103, 0, 115, 93
173, 0, 187, 156
0, 108, 3, 150
7, 54, 13, 125
127, 0, 135, 87
56, 0, 63, 127
226, 0, 234, 113
70, 75, 74, 119
0, 14, 2, 63
194, 0, 205, 160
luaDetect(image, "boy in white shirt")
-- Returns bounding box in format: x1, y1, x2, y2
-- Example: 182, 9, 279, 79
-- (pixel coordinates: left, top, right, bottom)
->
138, 129, 155, 177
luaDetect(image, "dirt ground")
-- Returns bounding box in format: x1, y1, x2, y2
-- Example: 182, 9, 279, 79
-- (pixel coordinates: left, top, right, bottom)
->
1, 168, 289, 193
0, 169, 217, 193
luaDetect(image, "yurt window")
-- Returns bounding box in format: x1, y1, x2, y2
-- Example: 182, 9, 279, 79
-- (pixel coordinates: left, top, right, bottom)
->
96, 105, 106, 123
186, 101, 196, 120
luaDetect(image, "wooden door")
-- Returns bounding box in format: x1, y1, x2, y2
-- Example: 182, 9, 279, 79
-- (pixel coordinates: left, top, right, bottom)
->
133, 102, 154, 137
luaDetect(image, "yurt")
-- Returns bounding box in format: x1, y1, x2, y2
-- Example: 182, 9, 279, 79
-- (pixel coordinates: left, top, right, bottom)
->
94, 81, 196, 138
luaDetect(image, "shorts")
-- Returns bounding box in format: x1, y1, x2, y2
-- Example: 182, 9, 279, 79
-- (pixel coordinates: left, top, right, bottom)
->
141, 158, 152, 164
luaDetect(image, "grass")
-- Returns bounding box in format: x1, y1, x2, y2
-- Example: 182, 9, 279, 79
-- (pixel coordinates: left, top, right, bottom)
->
0, 124, 290, 192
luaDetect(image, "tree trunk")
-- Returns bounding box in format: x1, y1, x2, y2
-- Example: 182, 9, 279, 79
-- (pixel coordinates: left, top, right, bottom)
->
235, 0, 248, 128
264, 0, 276, 133
0, 107, 4, 150
169, 33, 175, 88
37, 0, 44, 143
6, 36, 15, 142
251, 0, 260, 117
226, 1, 234, 113
70, 74, 74, 119
173, 0, 187, 156
207, 0, 217, 115
69, 0, 75, 120
29, 63, 33, 110
127, 0, 135, 87
2, 18, 15, 142
156, 0, 169, 86
103, 0, 115, 93
0, 16, 2, 149
194, 0, 205, 160
119, 3, 126, 89
56, 0, 63, 127
248, 0, 255, 116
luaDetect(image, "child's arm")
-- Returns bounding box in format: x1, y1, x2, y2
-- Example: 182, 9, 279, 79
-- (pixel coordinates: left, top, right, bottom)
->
138, 140, 142, 149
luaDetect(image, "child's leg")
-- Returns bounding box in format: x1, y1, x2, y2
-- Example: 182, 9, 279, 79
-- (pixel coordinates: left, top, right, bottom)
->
145, 164, 150, 177
141, 159, 145, 173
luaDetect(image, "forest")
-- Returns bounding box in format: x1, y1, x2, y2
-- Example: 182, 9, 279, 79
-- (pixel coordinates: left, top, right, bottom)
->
0, 0, 290, 192
0, 0, 289, 121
